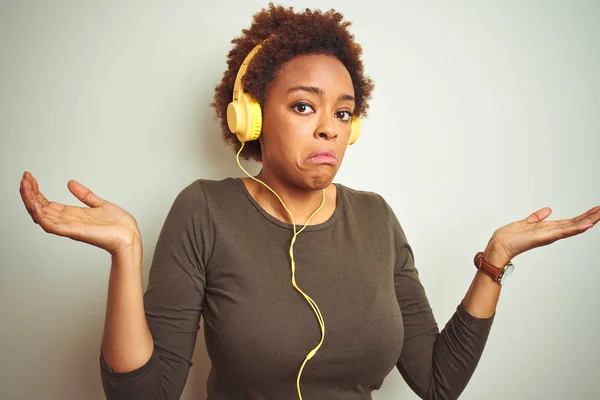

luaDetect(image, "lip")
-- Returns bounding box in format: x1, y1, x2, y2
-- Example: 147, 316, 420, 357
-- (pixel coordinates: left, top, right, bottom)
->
305, 149, 338, 165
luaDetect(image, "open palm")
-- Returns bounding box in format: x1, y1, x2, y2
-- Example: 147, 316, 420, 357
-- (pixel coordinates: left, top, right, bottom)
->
486, 206, 600, 265
19, 171, 141, 256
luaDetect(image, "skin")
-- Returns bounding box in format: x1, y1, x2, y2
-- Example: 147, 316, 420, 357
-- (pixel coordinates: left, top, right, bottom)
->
243, 54, 356, 226
18, 54, 600, 374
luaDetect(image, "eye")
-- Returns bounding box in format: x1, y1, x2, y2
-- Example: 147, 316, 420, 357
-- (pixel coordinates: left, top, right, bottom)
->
291, 102, 315, 114
336, 111, 353, 122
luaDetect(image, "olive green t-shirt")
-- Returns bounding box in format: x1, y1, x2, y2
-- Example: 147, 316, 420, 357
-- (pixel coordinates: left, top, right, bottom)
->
100, 177, 494, 399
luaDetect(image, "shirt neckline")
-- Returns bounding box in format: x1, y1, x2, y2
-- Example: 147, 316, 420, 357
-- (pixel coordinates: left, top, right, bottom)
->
234, 177, 343, 232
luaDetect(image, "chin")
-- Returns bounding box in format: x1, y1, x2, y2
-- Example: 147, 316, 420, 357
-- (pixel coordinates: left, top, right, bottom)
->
305, 170, 336, 190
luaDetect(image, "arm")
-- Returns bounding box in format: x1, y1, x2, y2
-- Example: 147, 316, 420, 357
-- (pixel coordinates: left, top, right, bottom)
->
385, 202, 493, 400
392, 230, 493, 400
18, 172, 208, 399
100, 181, 211, 400
101, 241, 154, 373
391, 204, 600, 400
461, 261, 502, 319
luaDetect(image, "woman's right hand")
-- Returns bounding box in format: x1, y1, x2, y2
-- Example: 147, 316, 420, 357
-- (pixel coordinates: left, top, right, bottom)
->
19, 171, 142, 257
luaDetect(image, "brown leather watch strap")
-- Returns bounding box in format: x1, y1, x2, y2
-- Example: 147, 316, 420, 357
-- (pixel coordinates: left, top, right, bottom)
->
474, 252, 504, 284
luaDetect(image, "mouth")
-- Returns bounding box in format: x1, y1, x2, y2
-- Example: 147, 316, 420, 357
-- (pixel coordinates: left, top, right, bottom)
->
305, 149, 337, 165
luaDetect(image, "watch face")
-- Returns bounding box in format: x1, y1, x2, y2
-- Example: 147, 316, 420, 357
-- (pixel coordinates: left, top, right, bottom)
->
500, 263, 514, 284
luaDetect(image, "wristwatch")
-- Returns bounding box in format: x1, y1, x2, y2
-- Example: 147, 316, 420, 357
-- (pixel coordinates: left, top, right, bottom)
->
474, 252, 514, 285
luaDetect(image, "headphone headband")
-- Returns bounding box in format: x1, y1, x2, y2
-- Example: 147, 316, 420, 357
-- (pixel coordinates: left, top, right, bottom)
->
226, 38, 361, 145
232, 43, 264, 103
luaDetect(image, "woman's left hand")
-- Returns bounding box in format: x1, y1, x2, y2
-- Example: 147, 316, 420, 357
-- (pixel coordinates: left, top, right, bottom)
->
483, 206, 600, 267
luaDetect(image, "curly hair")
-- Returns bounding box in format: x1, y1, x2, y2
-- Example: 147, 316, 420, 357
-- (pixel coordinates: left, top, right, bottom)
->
211, 3, 375, 162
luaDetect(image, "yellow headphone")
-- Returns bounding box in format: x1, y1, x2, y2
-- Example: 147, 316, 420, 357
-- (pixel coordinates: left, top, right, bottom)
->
226, 42, 362, 145
227, 41, 362, 400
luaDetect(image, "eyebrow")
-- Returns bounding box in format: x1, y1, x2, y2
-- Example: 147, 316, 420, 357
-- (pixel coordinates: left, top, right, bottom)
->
287, 86, 355, 102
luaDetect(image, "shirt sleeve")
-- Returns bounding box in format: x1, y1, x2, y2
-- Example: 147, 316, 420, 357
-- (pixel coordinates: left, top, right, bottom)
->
386, 202, 495, 400
99, 180, 212, 400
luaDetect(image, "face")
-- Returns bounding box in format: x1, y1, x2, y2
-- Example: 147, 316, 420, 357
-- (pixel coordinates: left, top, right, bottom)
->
259, 54, 356, 190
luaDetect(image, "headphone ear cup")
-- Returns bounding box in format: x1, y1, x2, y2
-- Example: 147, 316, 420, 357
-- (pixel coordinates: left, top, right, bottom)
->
227, 101, 245, 137
246, 96, 262, 142
349, 117, 362, 145
227, 94, 262, 143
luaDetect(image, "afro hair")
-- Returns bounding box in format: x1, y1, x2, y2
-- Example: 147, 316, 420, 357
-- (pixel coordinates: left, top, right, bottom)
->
211, 3, 374, 161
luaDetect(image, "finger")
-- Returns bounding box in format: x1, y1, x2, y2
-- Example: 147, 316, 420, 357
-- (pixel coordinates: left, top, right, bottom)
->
22, 171, 50, 208
67, 180, 106, 208
23, 171, 39, 196
32, 202, 76, 238
31, 201, 46, 226
20, 179, 39, 219
549, 207, 600, 229
571, 206, 600, 224
31, 200, 83, 239
579, 207, 600, 228
556, 208, 600, 229
21, 185, 67, 226
21, 179, 59, 219
547, 219, 595, 240
29, 171, 40, 195
19, 184, 32, 219
525, 207, 552, 224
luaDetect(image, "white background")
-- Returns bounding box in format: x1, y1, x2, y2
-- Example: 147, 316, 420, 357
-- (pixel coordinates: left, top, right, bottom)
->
1, 1, 599, 399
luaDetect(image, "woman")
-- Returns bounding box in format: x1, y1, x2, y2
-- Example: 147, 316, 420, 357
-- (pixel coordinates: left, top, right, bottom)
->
19, 4, 599, 400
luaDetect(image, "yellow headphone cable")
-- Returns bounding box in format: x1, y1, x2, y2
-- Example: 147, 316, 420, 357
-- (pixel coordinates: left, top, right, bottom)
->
236, 143, 326, 400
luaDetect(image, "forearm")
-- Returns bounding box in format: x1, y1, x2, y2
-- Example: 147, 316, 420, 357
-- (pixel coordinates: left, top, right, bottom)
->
101, 240, 154, 373
462, 248, 507, 318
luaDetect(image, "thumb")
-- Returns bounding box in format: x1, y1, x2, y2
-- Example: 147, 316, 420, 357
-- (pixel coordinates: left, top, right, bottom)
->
525, 207, 552, 224
67, 180, 106, 208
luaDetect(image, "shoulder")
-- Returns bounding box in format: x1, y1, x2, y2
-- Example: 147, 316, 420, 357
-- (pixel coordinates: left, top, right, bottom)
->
337, 183, 406, 236
337, 183, 398, 229
337, 183, 392, 215
174, 177, 240, 201
167, 177, 241, 216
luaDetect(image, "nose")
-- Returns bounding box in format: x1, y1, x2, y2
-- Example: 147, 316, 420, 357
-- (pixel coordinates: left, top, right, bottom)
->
314, 114, 338, 141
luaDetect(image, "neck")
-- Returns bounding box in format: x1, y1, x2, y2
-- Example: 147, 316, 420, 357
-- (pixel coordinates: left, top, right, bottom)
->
250, 168, 332, 226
